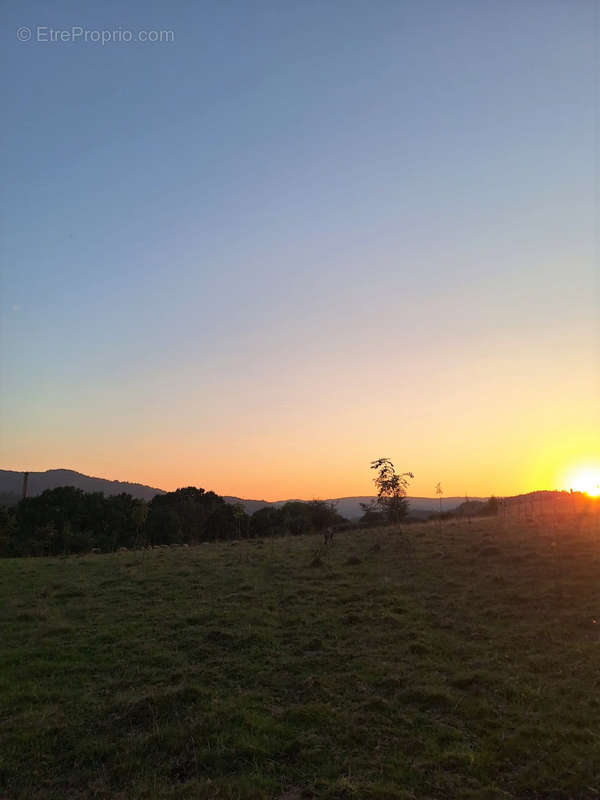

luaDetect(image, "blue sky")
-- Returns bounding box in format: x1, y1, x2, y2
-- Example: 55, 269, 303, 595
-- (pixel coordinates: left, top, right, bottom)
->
1, 1, 598, 498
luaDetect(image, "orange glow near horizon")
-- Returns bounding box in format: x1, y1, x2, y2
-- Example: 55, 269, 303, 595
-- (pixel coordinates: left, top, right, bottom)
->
4, 442, 600, 502
2, 359, 598, 502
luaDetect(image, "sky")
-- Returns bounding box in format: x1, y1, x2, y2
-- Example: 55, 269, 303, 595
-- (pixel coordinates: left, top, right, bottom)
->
1, 0, 599, 500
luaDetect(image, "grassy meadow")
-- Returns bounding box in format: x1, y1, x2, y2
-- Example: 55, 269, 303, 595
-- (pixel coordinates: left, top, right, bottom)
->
1, 515, 600, 799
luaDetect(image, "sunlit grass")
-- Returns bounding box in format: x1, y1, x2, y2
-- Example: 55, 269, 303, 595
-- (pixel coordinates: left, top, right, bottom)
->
1, 513, 600, 799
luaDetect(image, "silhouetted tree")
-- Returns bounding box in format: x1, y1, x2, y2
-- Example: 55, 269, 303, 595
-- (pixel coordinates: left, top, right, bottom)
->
486, 495, 499, 515
249, 500, 347, 538
0, 505, 17, 555
1, 483, 345, 557
204, 503, 246, 540
250, 506, 284, 538
280, 502, 313, 535
370, 458, 414, 523
306, 499, 345, 531
230, 502, 249, 538
146, 487, 249, 544
436, 482, 443, 515
145, 506, 181, 545
358, 500, 387, 527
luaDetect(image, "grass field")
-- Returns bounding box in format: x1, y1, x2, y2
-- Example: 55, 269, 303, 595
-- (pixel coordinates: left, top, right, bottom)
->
2, 516, 600, 799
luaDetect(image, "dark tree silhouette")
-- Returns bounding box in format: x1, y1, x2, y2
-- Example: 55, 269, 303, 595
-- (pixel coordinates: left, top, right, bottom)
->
0, 484, 348, 557
370, 458, 414, 523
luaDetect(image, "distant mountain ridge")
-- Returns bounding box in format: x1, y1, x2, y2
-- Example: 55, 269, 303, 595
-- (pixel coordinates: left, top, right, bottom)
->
0, 469, 485, 518
0, 469, 165, 503
223, 495, 486, 519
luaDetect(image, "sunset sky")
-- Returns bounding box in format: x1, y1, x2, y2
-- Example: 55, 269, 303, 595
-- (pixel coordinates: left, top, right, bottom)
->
2, 1, 598, 500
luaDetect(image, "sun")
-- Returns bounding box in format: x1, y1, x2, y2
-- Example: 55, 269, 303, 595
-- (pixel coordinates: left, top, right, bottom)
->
568, 467, 600, 497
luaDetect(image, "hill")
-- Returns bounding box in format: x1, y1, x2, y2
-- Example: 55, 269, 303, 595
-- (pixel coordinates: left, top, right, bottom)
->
1, 516, 599, 798
327, 495, 485, 520
225, 495, 486, 520
0, 469, 165, 503
0, 470, 485, 517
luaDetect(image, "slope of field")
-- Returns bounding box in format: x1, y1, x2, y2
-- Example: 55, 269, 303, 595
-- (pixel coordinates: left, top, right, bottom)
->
1, 517, 600, 799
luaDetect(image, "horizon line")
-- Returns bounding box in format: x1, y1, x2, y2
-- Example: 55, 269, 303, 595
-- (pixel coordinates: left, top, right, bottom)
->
0, 465, 576, 502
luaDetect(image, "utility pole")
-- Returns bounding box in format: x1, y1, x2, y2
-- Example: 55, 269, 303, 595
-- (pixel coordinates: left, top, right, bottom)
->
22, 471, 29, 500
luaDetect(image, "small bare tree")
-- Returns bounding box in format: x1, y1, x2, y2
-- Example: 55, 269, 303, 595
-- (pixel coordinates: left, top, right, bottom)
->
435, 482, 443, 515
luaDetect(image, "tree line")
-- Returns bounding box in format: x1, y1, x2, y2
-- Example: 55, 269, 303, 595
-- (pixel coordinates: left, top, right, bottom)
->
0, 458, 441, 557
0, 486, 348, 557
